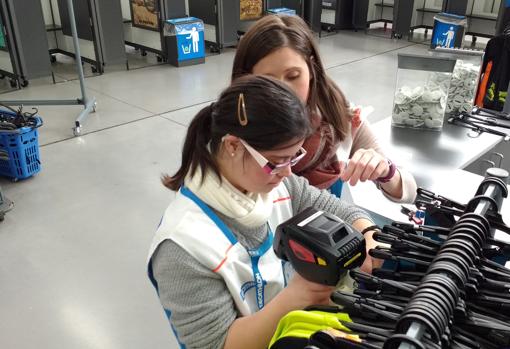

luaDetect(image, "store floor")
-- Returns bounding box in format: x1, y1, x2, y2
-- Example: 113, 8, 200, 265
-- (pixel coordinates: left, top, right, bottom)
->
0, 30, 480, 349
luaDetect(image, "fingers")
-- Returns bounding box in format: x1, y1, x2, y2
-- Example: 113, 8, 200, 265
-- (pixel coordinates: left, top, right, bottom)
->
341, 149, 388, 186
340, 151, 362, 183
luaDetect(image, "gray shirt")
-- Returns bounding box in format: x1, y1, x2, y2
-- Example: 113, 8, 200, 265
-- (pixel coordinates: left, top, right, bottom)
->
151, 174, 372, 349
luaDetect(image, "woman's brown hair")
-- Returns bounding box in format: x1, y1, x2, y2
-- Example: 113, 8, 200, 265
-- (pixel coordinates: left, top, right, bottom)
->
232, 15, 352, 141
163, 75, 312, 191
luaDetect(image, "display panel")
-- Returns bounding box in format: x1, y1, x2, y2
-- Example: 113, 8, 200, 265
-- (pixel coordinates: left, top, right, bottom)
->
130, 0, 160, 31
240, 0, 263, 21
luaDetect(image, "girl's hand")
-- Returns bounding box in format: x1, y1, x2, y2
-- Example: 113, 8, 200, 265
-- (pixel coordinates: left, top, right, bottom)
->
282, 273, 335, 309
360, 230, 384, 274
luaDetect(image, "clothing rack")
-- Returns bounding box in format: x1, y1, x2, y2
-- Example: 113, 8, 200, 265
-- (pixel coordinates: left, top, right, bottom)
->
386, 176, 509, 349
504, 81, 510, 114
503, 24, 510, 114
0, 0, 96, 136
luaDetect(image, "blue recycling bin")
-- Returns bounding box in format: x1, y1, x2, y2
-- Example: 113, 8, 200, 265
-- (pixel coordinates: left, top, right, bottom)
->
164, 17, 205, 67
430, 13, 466, 49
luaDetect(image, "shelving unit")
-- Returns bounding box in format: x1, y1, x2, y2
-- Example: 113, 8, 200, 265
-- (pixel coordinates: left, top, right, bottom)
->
412, 0, 442, 33
44, 0, 127, 75
1, 0, 96, 136
465, 0, 501, 40
367, 0, 394, 28
0, 0, 52, 88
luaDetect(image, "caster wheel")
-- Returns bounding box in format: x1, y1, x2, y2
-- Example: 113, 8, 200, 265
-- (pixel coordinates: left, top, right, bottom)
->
209, 45, 220, 54
21, 80, 29, 88
141, 50, 147, 57
0, 74, 5, 79
157, 55, 163, 62
92, 102, 97, 112
425, 29, 429, 36
0, 214, 4, 222
50, 55, 57, 63
9, 79, 17, 88
394, 33, 403, 39
91, 66, 98, 74
73, 126, 81, 136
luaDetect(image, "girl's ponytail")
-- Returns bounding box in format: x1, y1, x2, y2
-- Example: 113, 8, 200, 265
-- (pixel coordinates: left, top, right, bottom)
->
162, 104, 220, 191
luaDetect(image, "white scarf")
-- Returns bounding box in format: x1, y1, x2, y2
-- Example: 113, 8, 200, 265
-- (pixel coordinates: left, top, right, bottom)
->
184, 168, 274, 228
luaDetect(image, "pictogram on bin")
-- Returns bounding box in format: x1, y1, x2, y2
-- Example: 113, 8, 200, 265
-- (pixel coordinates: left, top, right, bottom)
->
431, 13, 467, 49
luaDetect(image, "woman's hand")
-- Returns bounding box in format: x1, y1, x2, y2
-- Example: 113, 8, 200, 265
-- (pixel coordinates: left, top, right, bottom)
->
282, 273, 335, 309
340, 148, 389, 186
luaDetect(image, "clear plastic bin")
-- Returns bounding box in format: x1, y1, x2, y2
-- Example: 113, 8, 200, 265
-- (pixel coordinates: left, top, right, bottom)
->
431, 48, 483, 116
392, 53, 456, 131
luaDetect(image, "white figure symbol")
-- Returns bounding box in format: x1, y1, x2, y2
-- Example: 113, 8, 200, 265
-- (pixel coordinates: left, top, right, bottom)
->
442, 26, 455, 47
186, 27, 200, 53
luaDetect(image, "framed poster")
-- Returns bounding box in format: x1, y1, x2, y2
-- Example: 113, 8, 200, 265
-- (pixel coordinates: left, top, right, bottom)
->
240, 0, 263, 21
130, 0, 160, 31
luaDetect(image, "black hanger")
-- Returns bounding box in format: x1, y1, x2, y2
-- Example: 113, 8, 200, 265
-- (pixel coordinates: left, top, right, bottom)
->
372, 268, 425, 283
372, 231, 439, 254
309, 329, 382, 349
383, 223, 444, 247
414, 188, 510, 235
369, 247, 432, 268
459, 112, 510, 130
349, 270, 416, 296
448, 114, 510, 141
504, 22, 510, 35
452, 327, 500, 349
330, 291, 401, 322
472, 106, 510, 120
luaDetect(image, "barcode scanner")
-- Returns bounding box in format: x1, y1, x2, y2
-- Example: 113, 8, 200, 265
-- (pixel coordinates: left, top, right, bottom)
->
274, 207, 366, 286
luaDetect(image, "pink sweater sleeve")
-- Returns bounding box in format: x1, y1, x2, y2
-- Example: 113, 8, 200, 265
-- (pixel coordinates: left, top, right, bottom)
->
351, 121, 418, 203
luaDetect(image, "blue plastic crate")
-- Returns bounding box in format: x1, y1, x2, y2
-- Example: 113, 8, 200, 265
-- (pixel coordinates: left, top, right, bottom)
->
0, 112, 42, 180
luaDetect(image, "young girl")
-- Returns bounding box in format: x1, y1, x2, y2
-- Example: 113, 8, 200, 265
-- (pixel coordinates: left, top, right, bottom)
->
232, 15, 417, 201
148, 76, 380, 349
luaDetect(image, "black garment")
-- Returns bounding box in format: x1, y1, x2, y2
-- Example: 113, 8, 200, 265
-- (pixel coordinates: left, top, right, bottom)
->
481, 34, 510, 111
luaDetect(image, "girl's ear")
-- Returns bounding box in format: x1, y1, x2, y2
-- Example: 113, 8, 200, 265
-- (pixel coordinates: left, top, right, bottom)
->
222, 134, 242, 156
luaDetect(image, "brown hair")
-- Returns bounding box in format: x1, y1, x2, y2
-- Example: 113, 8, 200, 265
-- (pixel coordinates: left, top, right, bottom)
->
232, 15, 352, 141
163, 75, 312, 191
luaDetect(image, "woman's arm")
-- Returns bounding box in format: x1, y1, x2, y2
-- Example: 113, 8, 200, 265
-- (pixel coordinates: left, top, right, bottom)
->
346, 121, 417, 203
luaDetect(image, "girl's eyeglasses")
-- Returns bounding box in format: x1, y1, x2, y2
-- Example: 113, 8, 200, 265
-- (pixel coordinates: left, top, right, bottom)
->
238, 139, 307, 175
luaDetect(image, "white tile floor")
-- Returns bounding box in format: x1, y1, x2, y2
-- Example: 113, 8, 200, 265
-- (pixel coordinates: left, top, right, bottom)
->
0, 30, 483, 349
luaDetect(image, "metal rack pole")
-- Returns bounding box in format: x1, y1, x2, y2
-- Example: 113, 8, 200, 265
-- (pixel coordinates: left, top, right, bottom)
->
0, 0, 97, 136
